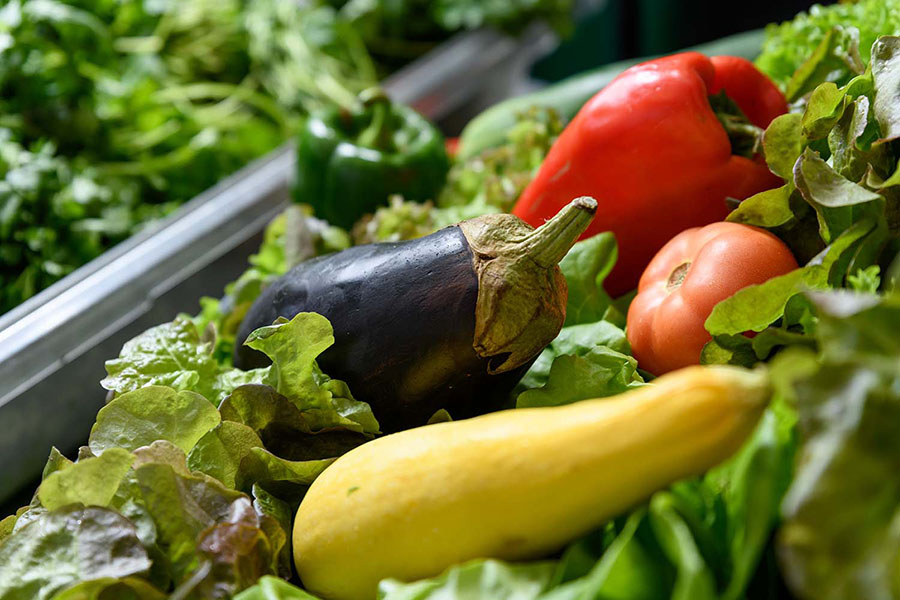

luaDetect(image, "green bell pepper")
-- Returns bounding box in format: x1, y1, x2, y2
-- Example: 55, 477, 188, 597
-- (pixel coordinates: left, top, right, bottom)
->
294, 90, 449, 229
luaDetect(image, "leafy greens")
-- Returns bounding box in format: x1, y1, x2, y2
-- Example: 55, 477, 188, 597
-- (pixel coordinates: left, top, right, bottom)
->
0, 0, 375, 315
0, 310, 381, 598
773, 290, 900, 600
756, 0, 900, 91
704, 34, 900, 367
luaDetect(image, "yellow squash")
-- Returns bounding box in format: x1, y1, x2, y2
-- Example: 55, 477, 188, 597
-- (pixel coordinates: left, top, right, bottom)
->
293, 365, 770, 600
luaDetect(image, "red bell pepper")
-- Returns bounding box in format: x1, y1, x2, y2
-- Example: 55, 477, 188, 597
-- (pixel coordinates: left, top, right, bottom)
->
512, 53, 787, 297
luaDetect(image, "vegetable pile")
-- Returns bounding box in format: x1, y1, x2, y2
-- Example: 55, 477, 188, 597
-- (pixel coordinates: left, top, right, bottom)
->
3, 4, 900, 600
512, 53, 787, 295
0, 0, 570, 316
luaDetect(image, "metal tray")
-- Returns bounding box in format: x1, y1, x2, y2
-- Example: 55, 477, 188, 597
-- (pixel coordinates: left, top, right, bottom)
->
0, 26, 554, 507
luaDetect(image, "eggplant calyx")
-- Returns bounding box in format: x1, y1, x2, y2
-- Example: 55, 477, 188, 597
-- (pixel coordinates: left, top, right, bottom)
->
459, 196, 598, 374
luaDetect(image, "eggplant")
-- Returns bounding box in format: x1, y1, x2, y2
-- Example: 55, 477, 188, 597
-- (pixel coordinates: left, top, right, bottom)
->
235, 197, 597, 432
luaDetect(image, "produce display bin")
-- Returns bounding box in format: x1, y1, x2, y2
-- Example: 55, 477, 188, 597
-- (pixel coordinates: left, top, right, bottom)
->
0, 26, 554, 509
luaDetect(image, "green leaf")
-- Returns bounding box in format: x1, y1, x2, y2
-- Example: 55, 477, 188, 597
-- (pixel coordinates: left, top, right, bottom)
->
89, 386, 220, 455
706, 326, 815, 368
794, 146, 882, 204
220, 384, 370, 461
727, 184, 797, 228
132, 449, 245, 584
219, 385, 315, 434
0, 515, 17, 548
41, 447, 75, 479
558, 234, 617, 326
179, 498, 277, 599
847, 265, 882, 292
0, 506, 151, 600
426, 409, 453, 425
241, 448, 333, 502
244, 313, 379, 434
870, 35, 900, 143
8, 447, 81, 537
865, 158, 900, 189
786, 27, 864, 102
252, 485, 294, 579
244, 313, 333, 400
234, 576, 322, 599
827, 96, 885, 181
771, 291, 900, 600
216, 366, 276, 396
763, 114, 805, 179
779, 363, 900, 599
187, 421, 264, 489
553, 510, 670, 599
809, 215, 882, 286
517, 347, 644, 409
517, 320, 631, 393
710, 404, 797, 600
50, 577, 165, 600
705, 266, 830, 336
701, 336, 754, 368
101, 318, 220, 402
378, 559, 555, 600
749, 328, 817, 360
37, 448, 134, 511
810, 290, 900, 364
793, 148, 882, 243
801, 82, 849, 139
647, 495, 717, 600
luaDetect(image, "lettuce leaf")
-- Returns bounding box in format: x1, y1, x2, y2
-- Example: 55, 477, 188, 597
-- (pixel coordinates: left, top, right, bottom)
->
756, 0, 900, 89
557, 233, 617, 327
101, 318, 224, 402
774, 291, 900, 600
235, 576, 319, 599
517, 347, 644, 409
89, 387, 221, 455
37, 447, 135, 511
708, 42, 900, 365
0, 506, 152, 600
243, 313, 379, 435
379, 560, 556, 600
50, 577, 166, 600
101, 311, 378, 436
732, 37, 900, 291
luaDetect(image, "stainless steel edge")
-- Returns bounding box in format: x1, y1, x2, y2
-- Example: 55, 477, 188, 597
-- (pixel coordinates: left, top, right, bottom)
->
0, 148, 294, 395
0, 28, 544, 505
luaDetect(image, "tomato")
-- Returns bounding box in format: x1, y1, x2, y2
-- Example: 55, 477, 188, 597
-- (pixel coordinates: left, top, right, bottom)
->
626, 222, 798, 375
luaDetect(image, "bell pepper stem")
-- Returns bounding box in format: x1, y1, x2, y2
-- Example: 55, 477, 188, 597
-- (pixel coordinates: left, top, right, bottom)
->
518, 196, 598, 269
358, 88, 395, 151
708, 91, 764, 157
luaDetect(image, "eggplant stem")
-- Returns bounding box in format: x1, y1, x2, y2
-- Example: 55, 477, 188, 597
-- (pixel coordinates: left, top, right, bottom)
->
519, 196, 598, 268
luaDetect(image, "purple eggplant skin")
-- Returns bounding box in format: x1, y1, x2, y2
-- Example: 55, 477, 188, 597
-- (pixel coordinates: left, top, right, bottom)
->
235, 197, 598, 433
234, 227, 531, 433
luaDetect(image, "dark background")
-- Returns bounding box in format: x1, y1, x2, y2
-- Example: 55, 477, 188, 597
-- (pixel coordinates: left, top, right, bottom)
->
533, 0, 839, 82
